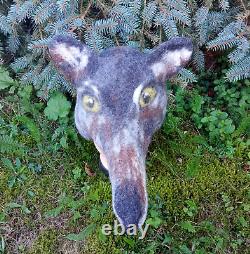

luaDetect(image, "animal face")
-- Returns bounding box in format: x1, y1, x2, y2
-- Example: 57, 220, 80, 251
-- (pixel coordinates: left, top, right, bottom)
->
48, 35, 192, 228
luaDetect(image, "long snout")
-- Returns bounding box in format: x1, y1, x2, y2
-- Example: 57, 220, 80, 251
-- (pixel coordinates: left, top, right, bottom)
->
97, 143, 148, 228
114, 178, 146, 228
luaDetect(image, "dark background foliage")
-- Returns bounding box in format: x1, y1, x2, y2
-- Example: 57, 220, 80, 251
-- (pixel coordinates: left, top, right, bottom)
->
0, 0, 249, 98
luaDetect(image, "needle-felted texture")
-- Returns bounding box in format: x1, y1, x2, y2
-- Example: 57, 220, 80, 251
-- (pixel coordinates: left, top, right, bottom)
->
49, 35, 193, 227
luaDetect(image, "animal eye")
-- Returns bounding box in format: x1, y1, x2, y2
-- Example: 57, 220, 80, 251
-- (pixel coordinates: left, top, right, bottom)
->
139, 87, 157, 107
82, 95, 100, 112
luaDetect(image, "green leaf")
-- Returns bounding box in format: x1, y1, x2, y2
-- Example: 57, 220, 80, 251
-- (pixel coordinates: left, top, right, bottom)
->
179, 244, 192, 254
0, 235, 5, 252
191, 94, 203, 114
88, 190, 99, 201
27, 190, 35, 198
72, 211, 81, 222
16, 115, 41, 143
44, 206, 63, 218
72, 167, 82, 180
123, 237, 136, 247
44, 92, 71, 121
90, 208, 100, 220
243, 204, 250, 212
8, 177, 16, 188
60, 136, 68, 148
5, 202, 31, 214
186, 157, 201, 179
180, 221, 196, 233
0, 67, 15, 90
146, 216, 162, 228
22, 205, 31, 214
163, 234, 172, 244
66, 223, 96, 241
1, 158, 14, 170
201, 117, 208, 123
238, 216, 248, 227
17, 85, 33, 99
0, 212, 5, 223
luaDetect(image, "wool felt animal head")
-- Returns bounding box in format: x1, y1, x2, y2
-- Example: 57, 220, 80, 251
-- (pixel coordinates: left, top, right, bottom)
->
48, 35, 192, 228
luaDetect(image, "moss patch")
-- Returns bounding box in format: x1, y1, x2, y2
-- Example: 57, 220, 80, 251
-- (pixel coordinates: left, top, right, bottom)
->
1, 85, 249, 254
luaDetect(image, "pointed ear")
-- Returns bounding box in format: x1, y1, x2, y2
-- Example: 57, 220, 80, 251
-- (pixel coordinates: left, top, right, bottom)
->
48, 35, 94, 84
148, 37, 193, 81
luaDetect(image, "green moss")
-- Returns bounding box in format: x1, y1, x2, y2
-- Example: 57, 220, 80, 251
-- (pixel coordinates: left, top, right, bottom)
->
29, 230, 58, 254
148, 157, 249, 216
84, 236, 123, 254
84, 155, 249, 253
1, 85, 249, 254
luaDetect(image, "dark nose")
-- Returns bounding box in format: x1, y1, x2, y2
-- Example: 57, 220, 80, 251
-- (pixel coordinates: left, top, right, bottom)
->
114, 180, 144, 227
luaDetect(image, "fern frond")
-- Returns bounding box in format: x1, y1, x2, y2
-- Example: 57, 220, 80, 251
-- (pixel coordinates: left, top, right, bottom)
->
159, 14, 178, 39
228, 48, 247, 64
127, 0, 142, 14
17, 0, 36, 22
28, 38, 51, 53
56, 73, 76, 96
0, 135, 25, 155
207, 33, 237, 51
33, 0, 56, 25
219, 0, 230, 11
92, 18, 117, 35
7, 34, 20, 53
194, 7, 209, 26
0, 14, 11, 35
110, 2, 140, 35
207, 11, 224, 29
142, 1, 157, 26
165, 0, 190, 15
39, 63, 54, 85
6, 4, 19, 23
15, 116, 41, 143
170, 9, 191, 26
223, 21, 246, 36
228, 38, 249, 63
193, 48, 205, 71
194, 7, 209, 45
11, 56, 32, 72
226, 56, 250, 81
84, 31, 106, 51
178, 68, 197, 83
45, 19, 70, 34
57, 0, 71, 14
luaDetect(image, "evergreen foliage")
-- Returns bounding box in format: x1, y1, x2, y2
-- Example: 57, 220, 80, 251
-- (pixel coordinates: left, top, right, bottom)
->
0, 39, 3, 64
0, 0, 249, 97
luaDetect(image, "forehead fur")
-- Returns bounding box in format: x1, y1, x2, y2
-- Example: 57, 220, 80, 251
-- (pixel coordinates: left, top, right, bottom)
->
84, 46, 153, 87
78, 46, 156, 115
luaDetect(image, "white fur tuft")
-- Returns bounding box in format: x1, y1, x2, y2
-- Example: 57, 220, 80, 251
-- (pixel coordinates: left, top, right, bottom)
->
133, 84, 143, 105
54, 43, 89, 70
151, 47, 192, 77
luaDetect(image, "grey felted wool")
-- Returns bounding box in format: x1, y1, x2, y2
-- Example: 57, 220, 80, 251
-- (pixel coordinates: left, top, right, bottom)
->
48, 35, 192, 228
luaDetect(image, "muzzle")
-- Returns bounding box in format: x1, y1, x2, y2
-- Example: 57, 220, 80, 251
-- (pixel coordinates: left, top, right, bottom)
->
95, 141, 148, 228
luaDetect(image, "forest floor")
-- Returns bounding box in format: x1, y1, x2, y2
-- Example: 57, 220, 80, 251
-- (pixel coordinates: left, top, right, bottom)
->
0, 82, 249, 254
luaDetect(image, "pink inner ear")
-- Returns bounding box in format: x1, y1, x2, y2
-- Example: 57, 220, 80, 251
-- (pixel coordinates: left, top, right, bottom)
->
49, 42, 91, 83
51, 43, 89, 71
151, 47, 192, 80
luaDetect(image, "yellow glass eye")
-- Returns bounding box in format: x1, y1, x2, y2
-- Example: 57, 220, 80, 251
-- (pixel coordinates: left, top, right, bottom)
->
82, 95, 100, 112
139, 87, 157, 107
